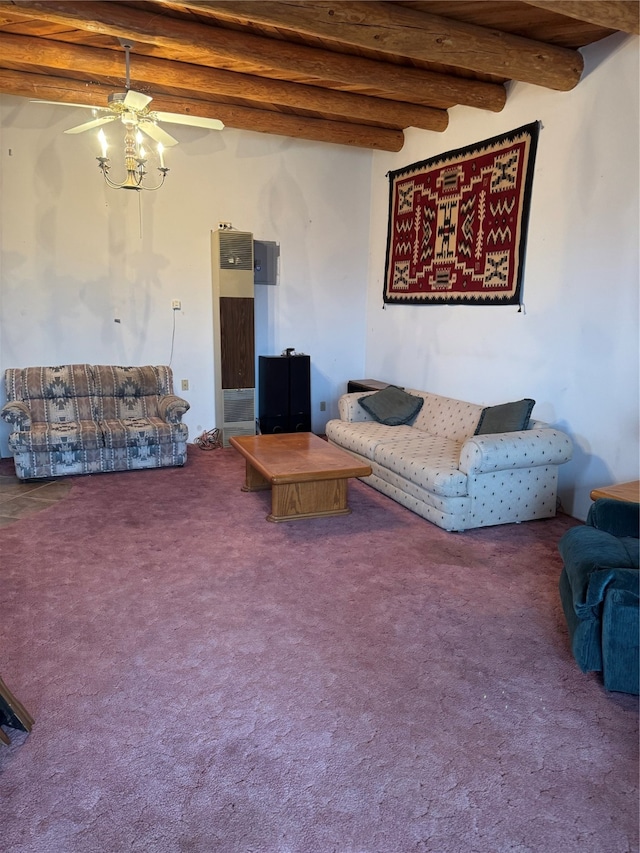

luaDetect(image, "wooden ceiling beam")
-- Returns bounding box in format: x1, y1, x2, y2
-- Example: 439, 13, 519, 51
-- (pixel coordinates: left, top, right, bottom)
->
522, 1, 639, 36
0, 69, 405, 151
186, 0, 584, 91
7, 0, 506, 112
0, 32, 448, 131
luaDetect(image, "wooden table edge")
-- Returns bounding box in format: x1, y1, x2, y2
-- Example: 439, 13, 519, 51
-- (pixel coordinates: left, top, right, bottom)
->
590, 480, 640, 503
270, 465, 371, 485
229, 434, 371, 484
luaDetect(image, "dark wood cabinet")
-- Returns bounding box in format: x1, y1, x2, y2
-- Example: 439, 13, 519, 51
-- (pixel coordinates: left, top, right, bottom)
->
220, 297, 255, 389
347, 379, 390, 393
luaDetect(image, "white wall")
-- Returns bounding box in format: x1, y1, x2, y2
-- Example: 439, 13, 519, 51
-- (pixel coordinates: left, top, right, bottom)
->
366, 33, 639, 520
0, 100, 371, 448
1, 32, 637, 522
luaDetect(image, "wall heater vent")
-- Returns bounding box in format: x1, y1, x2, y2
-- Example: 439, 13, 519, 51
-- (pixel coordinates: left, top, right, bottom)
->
223, 388, 255, 424
211, 229, 256, 448
218, 231, 254, 271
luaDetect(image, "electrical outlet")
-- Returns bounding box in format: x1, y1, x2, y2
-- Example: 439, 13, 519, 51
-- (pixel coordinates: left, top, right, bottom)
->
218, 221, 232, 230
181, 379, 189, 391
171, 299, 181, 310
320, 401, 326, 412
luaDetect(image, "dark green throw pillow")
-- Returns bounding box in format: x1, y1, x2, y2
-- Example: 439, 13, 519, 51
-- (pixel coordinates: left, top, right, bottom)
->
475, 398, 535, 435
359, 385, 423, 426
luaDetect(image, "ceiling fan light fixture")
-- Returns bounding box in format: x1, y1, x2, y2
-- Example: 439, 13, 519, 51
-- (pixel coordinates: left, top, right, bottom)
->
35, 39, 222, 193
96, 123, 169, 192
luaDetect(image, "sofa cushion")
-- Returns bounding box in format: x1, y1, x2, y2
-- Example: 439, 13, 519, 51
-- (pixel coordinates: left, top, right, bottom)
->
325, 419, 416, 458
373, 433, 468, 497
410, 392, 484, 442
475, 398, 535, 435
358, 385, 423, 426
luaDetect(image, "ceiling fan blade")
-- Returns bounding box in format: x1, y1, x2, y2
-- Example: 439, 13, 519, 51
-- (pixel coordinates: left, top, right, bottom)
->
152, 111, 224, 131
137, 120, 179, 148
32, 100, 105, 111
64, 115, 118, 134
123, 89, 152, 111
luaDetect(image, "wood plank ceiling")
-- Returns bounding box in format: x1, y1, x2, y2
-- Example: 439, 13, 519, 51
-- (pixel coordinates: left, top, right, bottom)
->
0, 1, 637, 151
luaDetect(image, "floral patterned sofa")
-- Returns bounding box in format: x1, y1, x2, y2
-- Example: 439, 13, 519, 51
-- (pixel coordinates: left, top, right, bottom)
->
1, 364, 189, 479
326, 386, 573, 532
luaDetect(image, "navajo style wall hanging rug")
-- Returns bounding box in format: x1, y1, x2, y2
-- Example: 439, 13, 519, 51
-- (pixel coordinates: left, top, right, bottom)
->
383, 122, 540, 305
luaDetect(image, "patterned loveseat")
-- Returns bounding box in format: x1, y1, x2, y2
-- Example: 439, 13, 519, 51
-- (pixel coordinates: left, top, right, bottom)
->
326, 387, 573, 532
1, 364, 189, 479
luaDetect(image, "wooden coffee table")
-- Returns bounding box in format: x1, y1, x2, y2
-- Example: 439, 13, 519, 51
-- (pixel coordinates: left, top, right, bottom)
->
229, 432, 371, 522
590, 480, 640, 503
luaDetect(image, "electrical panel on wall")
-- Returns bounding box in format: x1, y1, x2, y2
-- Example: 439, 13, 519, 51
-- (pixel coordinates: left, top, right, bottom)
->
211, 228, 255, 447
254, 240, 279, 286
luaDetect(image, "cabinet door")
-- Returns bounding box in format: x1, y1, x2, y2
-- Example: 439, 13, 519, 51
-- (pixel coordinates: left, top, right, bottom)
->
220, 297, 255, 389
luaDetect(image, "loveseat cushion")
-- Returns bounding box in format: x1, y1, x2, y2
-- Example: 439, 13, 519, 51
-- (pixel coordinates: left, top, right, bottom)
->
92, 365, 163, 420
4, 364, 95, 425
100, 417, 188, 450
358, 385, 423, 426
8, 420, 104, 453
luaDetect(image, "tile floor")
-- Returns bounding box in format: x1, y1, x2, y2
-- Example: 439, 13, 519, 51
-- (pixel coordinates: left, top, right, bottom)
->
0, 461, 70, 528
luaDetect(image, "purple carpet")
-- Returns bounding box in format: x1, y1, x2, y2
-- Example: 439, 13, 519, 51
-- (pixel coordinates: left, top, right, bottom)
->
0, 448, 637, 852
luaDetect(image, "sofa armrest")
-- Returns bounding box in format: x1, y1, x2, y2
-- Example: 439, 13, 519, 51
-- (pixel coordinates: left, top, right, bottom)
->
573, 567, 639, 622
158, 394, 190, 423
602, 585, 640, 694
0, 401, 32, 430
459, 428, 573, 475
558, 524, 639, 609
338, 392, 376, 423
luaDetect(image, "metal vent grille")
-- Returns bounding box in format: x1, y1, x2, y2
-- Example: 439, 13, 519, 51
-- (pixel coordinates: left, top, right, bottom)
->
223, 388, 255, 423
222, 423, 256, 447
218, 232, 253, 271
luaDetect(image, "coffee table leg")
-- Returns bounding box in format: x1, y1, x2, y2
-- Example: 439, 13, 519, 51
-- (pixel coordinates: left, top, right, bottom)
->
0, 677, 34, 745
268, 478, 351, 522
242, 461, 271, 492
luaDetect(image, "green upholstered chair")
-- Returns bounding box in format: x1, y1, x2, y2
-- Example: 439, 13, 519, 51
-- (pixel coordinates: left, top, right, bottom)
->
558, 498, 639, 694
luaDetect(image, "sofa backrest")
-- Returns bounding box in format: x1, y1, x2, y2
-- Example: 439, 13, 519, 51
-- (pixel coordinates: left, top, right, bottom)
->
408, 391, 484, 441
4, 364, 95, 424
92, 365, 173, 420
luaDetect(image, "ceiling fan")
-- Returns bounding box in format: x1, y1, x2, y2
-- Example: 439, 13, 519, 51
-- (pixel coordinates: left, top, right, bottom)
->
34, 39, 224, 149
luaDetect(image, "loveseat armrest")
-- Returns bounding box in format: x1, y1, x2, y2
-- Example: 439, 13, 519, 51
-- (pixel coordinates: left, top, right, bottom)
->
459, 428, 573, 475
0, 400, 32, 430
157, 394, 190, 424
338, 392, 377, 423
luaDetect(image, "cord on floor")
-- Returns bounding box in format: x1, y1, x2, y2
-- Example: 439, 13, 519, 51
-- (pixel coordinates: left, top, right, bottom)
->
194, 428, 222, 450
